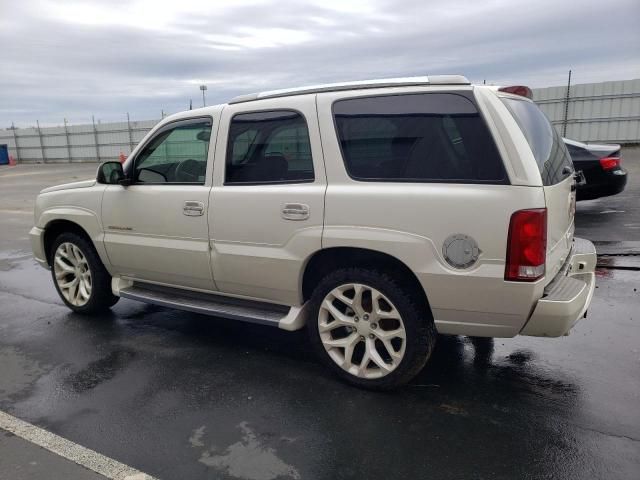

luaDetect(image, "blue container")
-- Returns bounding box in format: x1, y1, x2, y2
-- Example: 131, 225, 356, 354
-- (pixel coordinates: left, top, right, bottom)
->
0, 145, 8, 165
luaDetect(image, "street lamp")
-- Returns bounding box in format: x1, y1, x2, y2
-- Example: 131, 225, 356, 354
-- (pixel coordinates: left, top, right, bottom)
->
199, 85, 207, 107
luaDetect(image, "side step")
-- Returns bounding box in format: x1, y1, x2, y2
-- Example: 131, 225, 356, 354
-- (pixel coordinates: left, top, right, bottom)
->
120, 283, 293, 328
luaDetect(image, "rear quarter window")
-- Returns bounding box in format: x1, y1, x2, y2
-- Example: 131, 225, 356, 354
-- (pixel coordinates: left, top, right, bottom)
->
332, 93, 508, 184
501, 97, 573, 185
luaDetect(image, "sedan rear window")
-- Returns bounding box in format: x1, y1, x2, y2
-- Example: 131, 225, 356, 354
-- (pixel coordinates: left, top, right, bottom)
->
501, 97, 573, 185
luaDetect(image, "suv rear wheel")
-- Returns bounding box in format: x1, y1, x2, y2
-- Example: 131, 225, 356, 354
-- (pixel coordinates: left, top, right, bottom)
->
50, 232, 119, 314
308, 267, 436, 389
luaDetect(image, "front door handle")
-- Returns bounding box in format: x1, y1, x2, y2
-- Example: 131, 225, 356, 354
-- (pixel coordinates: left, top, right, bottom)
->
282, 203, 310, 221
183, 201, 205, 216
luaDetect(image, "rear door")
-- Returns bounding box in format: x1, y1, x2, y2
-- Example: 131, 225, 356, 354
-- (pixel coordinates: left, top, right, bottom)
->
209, 95, 326, 305
500, 96, 575, 280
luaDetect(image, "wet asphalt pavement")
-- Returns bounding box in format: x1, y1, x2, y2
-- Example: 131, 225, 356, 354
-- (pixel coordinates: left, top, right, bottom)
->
0, 151, 639, 480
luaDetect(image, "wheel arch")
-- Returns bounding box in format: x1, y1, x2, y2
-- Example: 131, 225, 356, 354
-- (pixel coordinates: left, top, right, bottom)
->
301, 247, 433, 319
43, 219, 94, 266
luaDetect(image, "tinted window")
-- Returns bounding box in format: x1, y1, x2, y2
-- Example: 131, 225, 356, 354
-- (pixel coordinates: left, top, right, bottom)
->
332, 93, 507, 183
226, 111, 314, 184
232, 129, 259, 164
134, 121, 211, 184
501, 97, 573, 185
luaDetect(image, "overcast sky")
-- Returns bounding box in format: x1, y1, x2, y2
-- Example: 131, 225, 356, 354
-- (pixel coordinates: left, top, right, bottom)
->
2, 0, 639, 127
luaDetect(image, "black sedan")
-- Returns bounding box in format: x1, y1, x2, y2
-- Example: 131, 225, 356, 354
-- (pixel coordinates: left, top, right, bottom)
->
564, 138, 628, 201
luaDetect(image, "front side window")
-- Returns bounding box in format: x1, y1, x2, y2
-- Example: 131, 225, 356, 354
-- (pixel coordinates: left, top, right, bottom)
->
332, 93, 507, 183
134, 120, 212, 184
501, 97, 573, 185
225, 110, 314, 184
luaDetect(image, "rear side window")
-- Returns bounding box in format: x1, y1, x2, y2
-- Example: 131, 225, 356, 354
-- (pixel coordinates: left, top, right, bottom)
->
501, 97, 573, 185
225, 110, 314, 184
332, 93, 507, 183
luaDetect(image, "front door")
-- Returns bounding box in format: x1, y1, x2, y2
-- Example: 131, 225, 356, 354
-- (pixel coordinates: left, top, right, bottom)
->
102, 117, 216, 291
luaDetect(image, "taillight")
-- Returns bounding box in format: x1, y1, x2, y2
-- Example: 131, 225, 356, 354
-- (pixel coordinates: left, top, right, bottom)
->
599, 156, 620, 171
498, 85, 533, 99
505, 208, 547, 282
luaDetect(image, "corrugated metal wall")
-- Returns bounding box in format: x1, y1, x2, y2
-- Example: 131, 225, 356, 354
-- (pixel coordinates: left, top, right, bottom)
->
1, 78, 639, 164
533, 78, 640, 144
0, 119, 159, 163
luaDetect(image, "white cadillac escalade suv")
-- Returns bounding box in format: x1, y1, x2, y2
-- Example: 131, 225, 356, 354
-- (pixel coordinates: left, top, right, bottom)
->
30, 76, 596, 389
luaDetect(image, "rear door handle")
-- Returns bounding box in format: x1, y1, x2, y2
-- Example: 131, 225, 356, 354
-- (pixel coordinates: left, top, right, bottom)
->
281, 203, 310, 221
183, 201, 205, 216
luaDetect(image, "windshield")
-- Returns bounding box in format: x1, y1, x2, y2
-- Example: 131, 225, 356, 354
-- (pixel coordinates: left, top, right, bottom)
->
501, 97, 573, 185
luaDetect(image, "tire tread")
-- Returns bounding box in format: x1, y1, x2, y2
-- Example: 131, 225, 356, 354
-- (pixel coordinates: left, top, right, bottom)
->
307, 267, 436, 390
50, 232, 119, 314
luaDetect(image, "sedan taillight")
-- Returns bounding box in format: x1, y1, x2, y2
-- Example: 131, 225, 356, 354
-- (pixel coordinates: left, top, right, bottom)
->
505, 209, 547, 282
599, 156, 621, 171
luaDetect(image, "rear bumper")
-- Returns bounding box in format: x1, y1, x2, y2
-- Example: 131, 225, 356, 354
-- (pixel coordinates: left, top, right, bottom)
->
520, 238, 596, 337
29, 226, 49, 268
577, 168, 627, 201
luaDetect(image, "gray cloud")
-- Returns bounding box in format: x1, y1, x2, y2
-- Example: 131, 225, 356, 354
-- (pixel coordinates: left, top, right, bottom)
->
2, 0, 639, 127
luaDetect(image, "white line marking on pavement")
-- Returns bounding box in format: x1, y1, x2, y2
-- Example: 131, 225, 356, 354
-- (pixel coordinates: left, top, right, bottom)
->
0, 410, 157, 480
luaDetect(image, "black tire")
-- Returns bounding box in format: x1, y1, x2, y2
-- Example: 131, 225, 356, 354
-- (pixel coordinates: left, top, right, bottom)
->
50, 232, 119, 314
307, 267, 436, 390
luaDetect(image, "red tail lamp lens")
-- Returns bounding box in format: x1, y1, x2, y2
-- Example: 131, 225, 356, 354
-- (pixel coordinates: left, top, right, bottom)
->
505, 208, 547, 281
599, 157, 620, 171
498, 85, 533, 99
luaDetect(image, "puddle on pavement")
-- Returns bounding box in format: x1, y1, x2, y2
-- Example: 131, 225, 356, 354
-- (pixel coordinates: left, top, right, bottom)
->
0, 251, 34, 271
594, 240, 640, 256
0, 346, 49, 396
192, 422, 300, 480
64, 349, 137, 393
0, 251, 59, 304
596, 255, 640, 270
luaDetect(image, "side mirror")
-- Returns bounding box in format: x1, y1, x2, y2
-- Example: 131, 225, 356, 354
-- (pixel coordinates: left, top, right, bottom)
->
96, 161, 126, 185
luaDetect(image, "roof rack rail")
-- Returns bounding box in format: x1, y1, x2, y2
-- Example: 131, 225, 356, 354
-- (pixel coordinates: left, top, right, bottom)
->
228, 75, 470, 104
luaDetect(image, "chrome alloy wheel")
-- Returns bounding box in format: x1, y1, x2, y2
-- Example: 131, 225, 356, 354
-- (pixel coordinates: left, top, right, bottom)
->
53, 242, 92, 307
318, 283, 407, 379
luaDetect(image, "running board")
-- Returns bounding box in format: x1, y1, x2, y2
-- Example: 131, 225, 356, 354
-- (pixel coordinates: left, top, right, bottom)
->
118, 282, 307, 330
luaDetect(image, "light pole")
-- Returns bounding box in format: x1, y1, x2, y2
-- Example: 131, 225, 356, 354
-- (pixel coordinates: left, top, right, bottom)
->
199, 85, 207, 107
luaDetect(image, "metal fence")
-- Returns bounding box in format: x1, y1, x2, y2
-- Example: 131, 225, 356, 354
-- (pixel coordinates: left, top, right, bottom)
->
2, 78, 639, 164
532, 78, 640, 144
0, 116, 159, 164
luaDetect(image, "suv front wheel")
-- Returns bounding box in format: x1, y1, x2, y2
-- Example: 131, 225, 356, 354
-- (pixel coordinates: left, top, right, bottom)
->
50, 232, 119, 314
308, 267, 436, 389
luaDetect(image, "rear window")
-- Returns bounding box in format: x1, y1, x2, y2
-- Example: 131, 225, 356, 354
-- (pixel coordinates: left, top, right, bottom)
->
501, 97, 573, 185
332, 93, 507, 183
